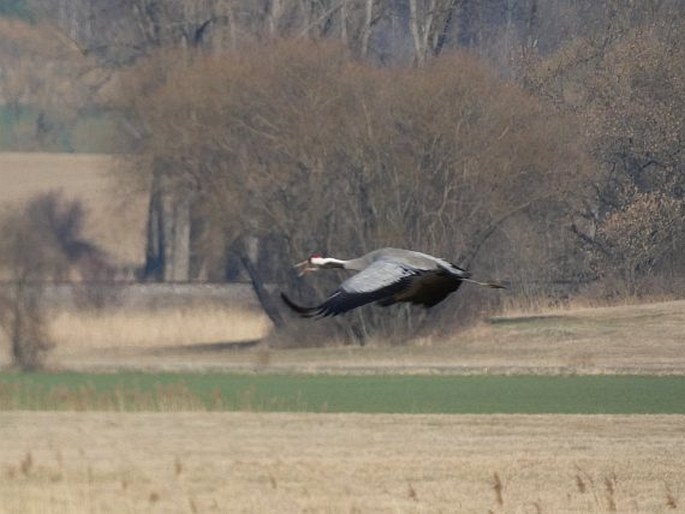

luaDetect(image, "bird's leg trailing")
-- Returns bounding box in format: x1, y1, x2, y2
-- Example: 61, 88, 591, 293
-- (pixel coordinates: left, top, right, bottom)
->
461, 277, 507, 289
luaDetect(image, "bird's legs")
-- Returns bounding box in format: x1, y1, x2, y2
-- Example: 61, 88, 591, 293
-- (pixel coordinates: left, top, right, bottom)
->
461, 277, 507, 289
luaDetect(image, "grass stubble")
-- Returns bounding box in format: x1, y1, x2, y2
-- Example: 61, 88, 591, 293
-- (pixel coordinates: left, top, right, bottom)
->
0, 412, 682, 513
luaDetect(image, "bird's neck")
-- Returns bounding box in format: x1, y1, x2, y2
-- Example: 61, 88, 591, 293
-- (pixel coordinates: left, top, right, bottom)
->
311, 257, 348, 269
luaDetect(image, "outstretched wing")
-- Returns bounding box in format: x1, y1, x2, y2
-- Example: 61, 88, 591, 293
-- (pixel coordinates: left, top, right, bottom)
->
281, 260, 422, 318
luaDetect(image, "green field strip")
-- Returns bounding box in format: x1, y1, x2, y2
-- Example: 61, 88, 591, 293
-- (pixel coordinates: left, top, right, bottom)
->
1, 373, 684, 414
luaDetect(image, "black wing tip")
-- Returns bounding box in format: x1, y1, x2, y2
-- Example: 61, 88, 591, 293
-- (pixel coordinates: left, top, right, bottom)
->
280, 292, 345, 318
280, 292, 320, 318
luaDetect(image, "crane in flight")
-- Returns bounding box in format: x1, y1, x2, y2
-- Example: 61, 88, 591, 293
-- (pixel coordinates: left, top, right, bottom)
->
281, 247, 505, 318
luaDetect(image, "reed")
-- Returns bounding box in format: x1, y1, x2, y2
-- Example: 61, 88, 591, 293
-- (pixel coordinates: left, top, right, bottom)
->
49, 305, 271, 353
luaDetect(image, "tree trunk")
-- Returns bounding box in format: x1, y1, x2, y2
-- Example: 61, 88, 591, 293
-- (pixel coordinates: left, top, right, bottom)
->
432, 0, 457, 57
9, 280, 49, 371
166, 192, 191, 282
359, 0, 374, 58
143, 169, 191, 282
10, 282, 24, 367
143, 184, 165, 280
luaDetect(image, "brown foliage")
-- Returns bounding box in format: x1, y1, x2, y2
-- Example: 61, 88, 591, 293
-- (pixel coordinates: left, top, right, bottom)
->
596, 191, 684, 283
121, 40, 592, 344
519, 16, 685, 295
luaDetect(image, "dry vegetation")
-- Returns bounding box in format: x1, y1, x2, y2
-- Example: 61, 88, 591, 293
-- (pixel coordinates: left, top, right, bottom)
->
1, 9, 682, 512
0, 412, 683, 513
120, 40, 594, 342
49, 305, 271, 352
6, 299, 679, 375
0, 299, 273, 369
115, 20, 683, 343
1, 3, 683, 358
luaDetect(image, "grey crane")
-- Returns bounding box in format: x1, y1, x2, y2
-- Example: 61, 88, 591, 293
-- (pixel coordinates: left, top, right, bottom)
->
281, 247, 505, 318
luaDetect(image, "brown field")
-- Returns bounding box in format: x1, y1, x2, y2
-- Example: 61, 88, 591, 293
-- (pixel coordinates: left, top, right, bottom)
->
0, 152, 147, 266
0, 412, 683, 513
28, 299, 685, 375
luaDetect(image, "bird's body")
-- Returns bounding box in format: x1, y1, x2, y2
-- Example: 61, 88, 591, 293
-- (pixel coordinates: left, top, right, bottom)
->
281, 247, 504, 318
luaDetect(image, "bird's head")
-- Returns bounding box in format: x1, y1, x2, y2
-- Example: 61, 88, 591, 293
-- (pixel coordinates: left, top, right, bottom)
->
294, 253, 324, 276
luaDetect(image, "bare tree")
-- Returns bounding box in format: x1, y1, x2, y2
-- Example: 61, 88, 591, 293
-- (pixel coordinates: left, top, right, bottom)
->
408, 0, 459, 65
518, 10, 685, 293
0, 192, 108, 370
0, 17, 101, 150
118, 40, 592, 344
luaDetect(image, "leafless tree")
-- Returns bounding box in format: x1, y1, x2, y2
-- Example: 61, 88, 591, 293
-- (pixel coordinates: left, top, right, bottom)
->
118, 41, 592, 343
518, 9, 685, 294
0, 17, 102, 150
0, 192, 109, 369
407, 0, 460, 65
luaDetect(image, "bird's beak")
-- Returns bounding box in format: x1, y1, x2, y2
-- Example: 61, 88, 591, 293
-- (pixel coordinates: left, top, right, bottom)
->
294, 260, 317, 277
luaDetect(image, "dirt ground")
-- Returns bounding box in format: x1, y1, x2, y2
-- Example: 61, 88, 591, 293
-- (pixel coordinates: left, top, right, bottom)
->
0, 412, 683, 513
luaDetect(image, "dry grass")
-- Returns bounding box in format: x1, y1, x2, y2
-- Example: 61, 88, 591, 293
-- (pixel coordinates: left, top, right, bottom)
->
36, 305, 272, 371
0, 152, 146, 266
0, 302, 272, 369
49, 306, 271, 351
468, 299, 685, 374
0, 412, 682, 513
0, 298, 677, 374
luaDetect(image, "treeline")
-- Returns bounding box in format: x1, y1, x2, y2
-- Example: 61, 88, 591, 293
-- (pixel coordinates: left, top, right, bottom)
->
0, 0, 683, 347
20, 1, 684, 68
120, 30, 682, 343
519, 24, 685, 294
120, 41, 591, 342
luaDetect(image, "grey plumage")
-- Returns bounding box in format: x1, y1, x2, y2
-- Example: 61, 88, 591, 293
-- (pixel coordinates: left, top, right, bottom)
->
281, 247, 504, 318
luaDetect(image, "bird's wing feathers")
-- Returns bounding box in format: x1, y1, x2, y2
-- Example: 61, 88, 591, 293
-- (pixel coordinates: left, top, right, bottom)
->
284, 260, 421, 318
340, 259, 417, 294
309, 260, 420, 316
281, 253, 474, 318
